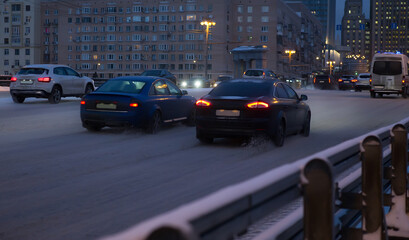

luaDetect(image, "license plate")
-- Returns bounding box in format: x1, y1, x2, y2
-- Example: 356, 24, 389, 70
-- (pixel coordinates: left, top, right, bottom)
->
319, 81, 324, 83
216, 109, 240, 117
20, 79, 33, 85
344, 81, 350, 83
96, 103, 117, 110
374, 85, 384, 89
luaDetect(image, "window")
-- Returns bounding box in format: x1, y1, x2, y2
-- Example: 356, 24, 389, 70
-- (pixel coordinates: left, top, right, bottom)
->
247, 6, 253, 13
262, 6, 269, 12
247, 16, 252, 22
261, 16, 269, 22
237, 5, 243, 13
275, 84, 289, 98
26, 5, 31, 11
260, 36, 268, 42
283, 84, 298, 100
15, 49, 19, 55
25, 49, 30, 55
152, 80, 169, 95
12, 4, 21, 11
167, 81, 181, 95
4, 49, 9, 55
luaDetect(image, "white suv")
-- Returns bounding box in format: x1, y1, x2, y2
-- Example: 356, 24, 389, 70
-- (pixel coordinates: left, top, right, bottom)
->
10, 64, 95, 104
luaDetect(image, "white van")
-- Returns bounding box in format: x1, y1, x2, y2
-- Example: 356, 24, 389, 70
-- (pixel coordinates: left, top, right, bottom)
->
370, 53, 409, 98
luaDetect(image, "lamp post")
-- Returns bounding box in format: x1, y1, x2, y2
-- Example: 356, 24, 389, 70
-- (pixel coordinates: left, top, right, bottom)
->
200, 19, 216, 80
285, 50, 296, 65
327, 60, 335, 75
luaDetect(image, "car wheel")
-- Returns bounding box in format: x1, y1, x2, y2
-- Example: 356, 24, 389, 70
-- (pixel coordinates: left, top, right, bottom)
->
146, 111, 161, 134
184, 109, 196, 126
48, 86, 62, 104
301, 113, 311, 137
84, 123, 103, 132
84, 84, 94, 96
370, 91, 376, 98
196, 128, 213, 144
402, 87, 408, 98
12, 95, 25, 103
273, 119, 286, 147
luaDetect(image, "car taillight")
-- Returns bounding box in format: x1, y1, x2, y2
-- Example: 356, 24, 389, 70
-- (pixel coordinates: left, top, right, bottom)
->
313, 77, 316, 84
328, 77, 331, 83
196, 99, 211, 107
369, 79, 372, 84
351, 79, 358, 83
10, 77, 17, 82
38, 77, 51, 82
129, 103, 139, 107
338, 79, 343, 82
80, 101, 86, 105
247, 101, 269, 109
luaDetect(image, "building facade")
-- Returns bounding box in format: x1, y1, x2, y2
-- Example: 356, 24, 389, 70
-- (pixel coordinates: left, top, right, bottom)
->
0, 0, 42, 75
370, 0, 409, 57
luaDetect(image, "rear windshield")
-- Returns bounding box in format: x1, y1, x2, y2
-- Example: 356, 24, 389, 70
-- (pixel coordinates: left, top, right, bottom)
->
244, 70, 264, 77
96, 80, 146, 94
140, 70, 161, 76
373, 61, 402, 75
316, 75, 330, 80
18, 68, 48, 75
359, 74, 371, 79
210, 81, 272, 97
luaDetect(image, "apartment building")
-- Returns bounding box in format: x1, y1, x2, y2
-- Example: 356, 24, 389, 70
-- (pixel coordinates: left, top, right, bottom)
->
0, 0, 42, 75
36, 0, 323, 81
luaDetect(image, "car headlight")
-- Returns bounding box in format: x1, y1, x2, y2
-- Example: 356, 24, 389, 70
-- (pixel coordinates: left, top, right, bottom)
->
181, 81, 187, 87
194, 80, 202, 88
213, 82, 218, 87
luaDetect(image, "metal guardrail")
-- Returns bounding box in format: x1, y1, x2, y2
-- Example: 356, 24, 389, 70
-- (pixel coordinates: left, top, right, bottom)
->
100, 117, 409, 240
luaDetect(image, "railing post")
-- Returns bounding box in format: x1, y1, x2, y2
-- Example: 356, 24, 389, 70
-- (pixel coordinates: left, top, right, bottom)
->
386, 124, 409, 237
360, 136, 387, 240
301, 158, 334, 240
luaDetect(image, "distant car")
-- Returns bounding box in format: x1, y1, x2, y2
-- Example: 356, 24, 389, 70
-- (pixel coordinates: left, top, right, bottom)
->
179, 77, 211, 88
355, 73, 371, 91
9, 64, 95, 104
80, 76, 196, 133
140, 70, 177, 84
195, 79, 310, 146
243, 69, 277, 79
313, 74, 336, 90
338, 75, 357, 90
212, 75, 233, 87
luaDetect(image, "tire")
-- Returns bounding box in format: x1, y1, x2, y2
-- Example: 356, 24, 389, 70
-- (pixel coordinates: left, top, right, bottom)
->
370, 91, 376, 98
12, 95, 25, 103
301, 113, 311, 137
184, 109, 196, 126
402, 87, 408, 98
273, 119, 286, 147
84, 84, 94, 96
48, 86, 62, 104
196, 128, 213, 144
146, 111, 161, 134
84, 123, 103, 132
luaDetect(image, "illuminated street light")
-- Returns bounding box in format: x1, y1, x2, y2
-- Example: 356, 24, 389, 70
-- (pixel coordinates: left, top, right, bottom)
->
327, 60, 336, 75
200, 19, 216, 81
285, 50, 296, 65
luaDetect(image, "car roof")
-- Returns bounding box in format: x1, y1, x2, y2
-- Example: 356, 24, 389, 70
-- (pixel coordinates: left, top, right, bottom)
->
224, 78, 280, 84
109, 76, 166, 84
22, 64, 71, 69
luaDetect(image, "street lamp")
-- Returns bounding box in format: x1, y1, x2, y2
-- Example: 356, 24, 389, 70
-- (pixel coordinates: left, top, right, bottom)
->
327, 61, 335, 75
200, 19, 216, 80
285, 50, 296, 65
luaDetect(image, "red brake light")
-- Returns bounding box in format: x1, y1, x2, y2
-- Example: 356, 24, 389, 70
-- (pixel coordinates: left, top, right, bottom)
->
129, 103, 138, 107
80, 101, 86, 105
351, 79, 358, 83
313, 77, 316, 84
10, 77, 17, 82
38, 77, 51, 82
196, 99, 211, 107
328, 77, 331, 83
338, 79, 342, 82
247, 101, 269, 109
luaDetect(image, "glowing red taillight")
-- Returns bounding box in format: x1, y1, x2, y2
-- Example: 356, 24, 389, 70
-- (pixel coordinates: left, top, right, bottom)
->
313, 77, 316, 84
38, 77, 51, 82
338, 79, 342, 82
80, 101, 86, 105
351, 79, 358, 83
196, 99, 211, 107
10, 77, 17, 82
247, 101, 269, 109
129, 103, 139, 107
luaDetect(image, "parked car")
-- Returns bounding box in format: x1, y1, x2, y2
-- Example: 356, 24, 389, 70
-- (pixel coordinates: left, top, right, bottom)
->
140, 70, 177, 84
81, 76, 196, 133
9, 64, 95, 104
179, 77, 211, 88
243, 69, 277, 79
195, 79, 310, 146
355, 73, 371, 91
313, 74, 337, 90
338, 75, 357, 90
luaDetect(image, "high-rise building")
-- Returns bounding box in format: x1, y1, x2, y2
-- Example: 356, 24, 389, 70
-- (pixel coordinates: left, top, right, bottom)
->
0, 0, 42, 75
341, 0, 370, 73
286, 0, 335, 46
371, 0, 409, 56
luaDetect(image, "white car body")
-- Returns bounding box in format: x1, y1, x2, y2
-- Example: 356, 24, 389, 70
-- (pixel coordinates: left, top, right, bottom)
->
10, 64, 95, 103
355, 73, 371, 91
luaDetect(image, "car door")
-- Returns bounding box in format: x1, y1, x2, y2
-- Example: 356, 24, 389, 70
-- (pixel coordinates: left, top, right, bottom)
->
166, 80, 191, 120
283, 83, 305, 130
275, 83, 297, 133
53, 67, 72, 94
150, 80, 173, 122
64, 67, 84, 95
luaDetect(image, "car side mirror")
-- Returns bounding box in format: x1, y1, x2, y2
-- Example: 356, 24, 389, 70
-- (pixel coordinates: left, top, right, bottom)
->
182, 90, 188, 95
300, 94, 308, 101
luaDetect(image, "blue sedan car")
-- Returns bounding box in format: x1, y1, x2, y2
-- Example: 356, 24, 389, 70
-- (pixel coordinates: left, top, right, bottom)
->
80, 76, 196, 133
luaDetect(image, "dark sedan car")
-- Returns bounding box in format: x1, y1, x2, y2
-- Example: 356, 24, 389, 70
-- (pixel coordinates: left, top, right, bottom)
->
140, 70, 177, 84
81, 76, 196, 133
338, 75, 357, 90
195, 79, 311, 146
313, 74, 337, 90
